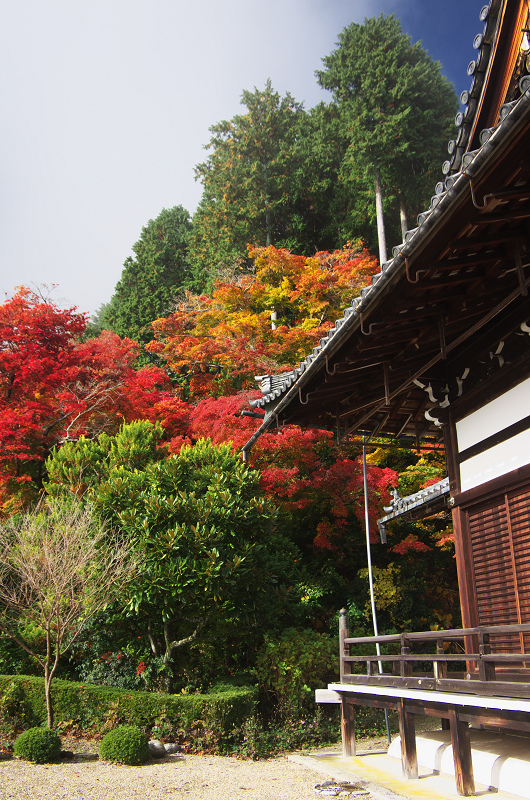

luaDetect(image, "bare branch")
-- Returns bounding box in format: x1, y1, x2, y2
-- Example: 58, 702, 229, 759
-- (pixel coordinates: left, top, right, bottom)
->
0, 497, 138, 726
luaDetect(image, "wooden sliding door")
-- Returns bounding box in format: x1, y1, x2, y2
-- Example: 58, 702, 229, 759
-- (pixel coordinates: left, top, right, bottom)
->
466, 484, 530, 652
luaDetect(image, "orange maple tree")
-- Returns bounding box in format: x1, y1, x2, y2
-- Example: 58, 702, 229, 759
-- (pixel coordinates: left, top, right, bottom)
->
147, 244, 378, 401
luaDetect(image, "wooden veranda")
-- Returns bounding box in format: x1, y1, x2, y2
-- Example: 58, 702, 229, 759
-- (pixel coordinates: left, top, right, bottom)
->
316, 609, 530, 796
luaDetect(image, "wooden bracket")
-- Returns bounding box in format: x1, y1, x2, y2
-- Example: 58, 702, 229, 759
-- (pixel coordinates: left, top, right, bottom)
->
383, 362, 390, 405
513, 240, 528, 296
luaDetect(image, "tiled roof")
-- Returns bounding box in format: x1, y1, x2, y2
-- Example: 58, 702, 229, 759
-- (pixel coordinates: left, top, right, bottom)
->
376, 477, 450, 541
249, 0, 529, 420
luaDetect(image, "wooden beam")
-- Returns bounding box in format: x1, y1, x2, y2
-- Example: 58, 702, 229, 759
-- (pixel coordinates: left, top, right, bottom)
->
459, 708, 530, 733
397, 698, 418, 779
429, 249, 505, 272
448, 706, 475, 797
341, 699, 356, 757
470, 207, 530, 225
315, 689, 341, 704
347, 275, 530, 433
448, 227, 528, 251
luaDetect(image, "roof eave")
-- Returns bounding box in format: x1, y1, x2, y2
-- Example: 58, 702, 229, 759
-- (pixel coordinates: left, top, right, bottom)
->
241, 87, 530, 457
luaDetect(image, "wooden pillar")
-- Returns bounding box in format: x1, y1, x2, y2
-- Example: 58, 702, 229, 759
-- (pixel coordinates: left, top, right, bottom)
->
397, 698, 418, 779
400, 634, 412, 678
339, 608, 350, 682
434, 639, 448, 682
478, 632, 495, 682
341, 698, 356, 757
448, 706, 475, 797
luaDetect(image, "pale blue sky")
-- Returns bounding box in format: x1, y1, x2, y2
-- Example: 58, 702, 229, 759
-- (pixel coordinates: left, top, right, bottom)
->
0, 0, 483, 317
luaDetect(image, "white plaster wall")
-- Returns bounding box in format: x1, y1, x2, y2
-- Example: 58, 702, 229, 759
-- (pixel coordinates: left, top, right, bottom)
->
459, 428, 530, 492
456, 376, 530, 451
456, 376, 530, 491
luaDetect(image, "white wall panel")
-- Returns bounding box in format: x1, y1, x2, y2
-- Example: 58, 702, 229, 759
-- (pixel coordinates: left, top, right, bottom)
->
456, 377, 530, 451
460, 428, 530, 492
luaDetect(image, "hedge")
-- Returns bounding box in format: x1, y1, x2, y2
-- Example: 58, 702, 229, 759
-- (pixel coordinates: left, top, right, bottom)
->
0, 675, 257, 746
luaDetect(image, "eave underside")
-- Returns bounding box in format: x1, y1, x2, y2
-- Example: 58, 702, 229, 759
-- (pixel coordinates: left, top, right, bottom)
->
272, 122, 530, 447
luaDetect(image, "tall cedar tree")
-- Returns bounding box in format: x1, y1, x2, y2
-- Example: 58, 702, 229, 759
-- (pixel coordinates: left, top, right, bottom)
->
189, 81, 335, 287
102, 206, 192, 345
316, 14, 458, 252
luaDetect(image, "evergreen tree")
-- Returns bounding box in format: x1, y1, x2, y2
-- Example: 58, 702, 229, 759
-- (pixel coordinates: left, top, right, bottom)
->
189, 81, 334, 285
317, 14, 458, 255
104, 206, 192, 344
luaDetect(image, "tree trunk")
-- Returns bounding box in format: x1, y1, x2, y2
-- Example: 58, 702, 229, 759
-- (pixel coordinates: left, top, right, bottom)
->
147, 618, 160, 656
262, 161, 272, 246
399, 191, 408, 241
374, 170, 387, 264
161, 614, 211, 692
43, 628, 61, 727
44, 664, 54, 728
44, 679, 53, 727
265, 209, 272, 247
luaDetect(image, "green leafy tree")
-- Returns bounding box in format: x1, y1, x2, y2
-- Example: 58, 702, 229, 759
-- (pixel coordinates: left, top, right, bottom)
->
46, 434, 295, 690
316, 14, 458, 255
104, 206, 192, 344
45, 420, 166, 499
189, 81, 331, 286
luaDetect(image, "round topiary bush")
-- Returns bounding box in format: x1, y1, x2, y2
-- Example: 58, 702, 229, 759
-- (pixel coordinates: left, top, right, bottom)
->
13, 727, 62, 764
99, 725, 150, 765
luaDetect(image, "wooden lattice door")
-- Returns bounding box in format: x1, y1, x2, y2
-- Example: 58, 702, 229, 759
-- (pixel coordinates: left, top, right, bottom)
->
467, 484, 530, 652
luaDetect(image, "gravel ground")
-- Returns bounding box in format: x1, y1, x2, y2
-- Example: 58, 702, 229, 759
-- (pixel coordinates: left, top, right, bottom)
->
0, 751, 374, 800
0, 752, 318, 800
0, 737, 391, 800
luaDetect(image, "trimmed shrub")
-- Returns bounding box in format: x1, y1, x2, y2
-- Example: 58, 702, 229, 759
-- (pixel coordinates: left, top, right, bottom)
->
0, 675, 257, 751
0, 679, 34, 736
99, 725, 149, 765
13, 727, 61, 764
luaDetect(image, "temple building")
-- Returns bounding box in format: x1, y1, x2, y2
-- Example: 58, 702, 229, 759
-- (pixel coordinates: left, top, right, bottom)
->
243, 1, 530, 795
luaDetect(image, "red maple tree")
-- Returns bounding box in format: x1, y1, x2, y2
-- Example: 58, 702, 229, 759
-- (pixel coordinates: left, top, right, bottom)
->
0, 289, 188, 511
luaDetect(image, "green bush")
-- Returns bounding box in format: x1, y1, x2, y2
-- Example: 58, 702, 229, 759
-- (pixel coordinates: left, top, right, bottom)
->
13, 727, 61, 763
233, 709, 341, 759
99, 725, 150, 765
0, 680, 34, 737
254, 628, 339, 717
0, 675, 257, 751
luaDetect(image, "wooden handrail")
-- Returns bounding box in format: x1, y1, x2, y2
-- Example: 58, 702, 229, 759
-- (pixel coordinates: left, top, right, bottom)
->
343, 622, 530, 646
339, 615, 530, 697
343, 653, 530, 662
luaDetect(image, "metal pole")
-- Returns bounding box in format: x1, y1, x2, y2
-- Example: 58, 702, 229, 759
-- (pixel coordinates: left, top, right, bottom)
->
362, 435, 391, 745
